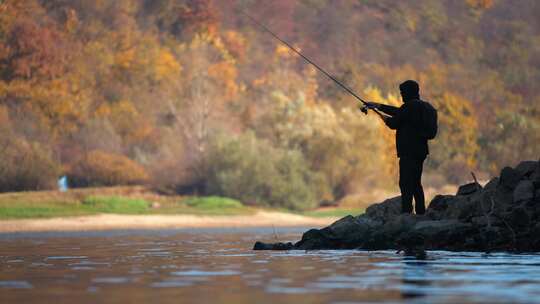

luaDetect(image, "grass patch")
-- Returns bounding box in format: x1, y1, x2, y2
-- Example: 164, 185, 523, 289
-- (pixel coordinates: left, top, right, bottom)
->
0, 187, 358, 219
0, 196, 151, 219
175, 196, 252, 215
182, 196, 243, 209
82, 196, 149, 214
302, 208, 364, 218
0, 204, 93, 219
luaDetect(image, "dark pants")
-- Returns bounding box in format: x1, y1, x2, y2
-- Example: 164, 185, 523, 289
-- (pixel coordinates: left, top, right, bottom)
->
399, 156, 426, 214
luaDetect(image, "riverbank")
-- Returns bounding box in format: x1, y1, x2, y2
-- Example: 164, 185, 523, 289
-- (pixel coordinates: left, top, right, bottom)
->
0, 211, 338, 233
0, 186, 362, 219
0, 186, 365, 232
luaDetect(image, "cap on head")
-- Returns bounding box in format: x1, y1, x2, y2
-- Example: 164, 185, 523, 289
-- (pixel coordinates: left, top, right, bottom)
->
399, 80, 420, 100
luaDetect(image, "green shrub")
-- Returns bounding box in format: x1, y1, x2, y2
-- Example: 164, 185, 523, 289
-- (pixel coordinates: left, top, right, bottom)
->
69, 150, 149, 187
0, 204, 91, 219
182, 196, 243, 209
203, 132, 328, 211
82, 195, 149, 214
0, 132, 61, 192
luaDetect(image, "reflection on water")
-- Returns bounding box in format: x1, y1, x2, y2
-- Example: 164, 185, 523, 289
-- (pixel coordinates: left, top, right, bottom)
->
1, 228, 540, 303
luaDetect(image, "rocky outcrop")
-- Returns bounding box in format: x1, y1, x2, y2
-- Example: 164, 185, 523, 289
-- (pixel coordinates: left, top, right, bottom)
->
254, 160, 540, 252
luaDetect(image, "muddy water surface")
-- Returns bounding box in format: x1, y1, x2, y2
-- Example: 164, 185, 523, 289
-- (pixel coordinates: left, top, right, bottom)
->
1, 228, 540, 303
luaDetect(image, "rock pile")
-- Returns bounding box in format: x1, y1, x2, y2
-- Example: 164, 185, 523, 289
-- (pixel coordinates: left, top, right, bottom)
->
254, 160, 540, 252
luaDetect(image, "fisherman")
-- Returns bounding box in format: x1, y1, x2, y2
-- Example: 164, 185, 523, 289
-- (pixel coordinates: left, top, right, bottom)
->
366, 80, 433, 215
240, 11, 437, 214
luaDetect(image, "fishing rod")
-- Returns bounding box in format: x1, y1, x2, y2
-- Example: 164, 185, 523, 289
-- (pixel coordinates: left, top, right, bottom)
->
239, 10, 385, 118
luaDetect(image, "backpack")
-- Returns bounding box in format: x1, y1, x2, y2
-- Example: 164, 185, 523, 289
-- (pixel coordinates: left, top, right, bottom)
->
419, 100, 438, 140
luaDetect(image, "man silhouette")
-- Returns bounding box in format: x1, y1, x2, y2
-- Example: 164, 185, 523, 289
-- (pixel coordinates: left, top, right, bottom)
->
367, 80, 428, 215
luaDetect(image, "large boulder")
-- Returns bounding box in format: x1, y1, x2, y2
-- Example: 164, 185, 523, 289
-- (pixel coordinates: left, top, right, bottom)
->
483, 177, 499, 193
493, 181, 514, 208
365, 196, 401, 223
426, 195, 453, 220
531, 160, 540, 183
515, 161, 538, 179
456, 182, 482, 196
437, 194, 479, 220
499, 166, 522, 190
507, 207, 530, 229
379, 214, 420, 237
294, 215, 382, 250
253, 241, 293, 250
513, 180, 534, 203
254, 160, 540, 252
412, 219, 471, 238
414, 219, 463, 231
326, 215, 370, 236
294, 229, 330, 250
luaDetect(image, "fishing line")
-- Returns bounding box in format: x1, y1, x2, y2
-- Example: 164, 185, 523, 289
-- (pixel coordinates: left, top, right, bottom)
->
238, 9, 385, 117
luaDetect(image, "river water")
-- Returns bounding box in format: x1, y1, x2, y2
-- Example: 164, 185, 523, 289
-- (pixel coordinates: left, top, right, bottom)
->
1, 227, 539, 304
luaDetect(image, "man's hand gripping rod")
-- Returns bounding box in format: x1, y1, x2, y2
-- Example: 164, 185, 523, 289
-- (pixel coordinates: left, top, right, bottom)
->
240, 10, 385, 118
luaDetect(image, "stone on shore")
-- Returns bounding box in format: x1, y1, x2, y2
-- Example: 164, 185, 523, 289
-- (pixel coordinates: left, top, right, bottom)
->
456, 182, 482, 196
253, 241, 293, 250
254, 160, 540, 252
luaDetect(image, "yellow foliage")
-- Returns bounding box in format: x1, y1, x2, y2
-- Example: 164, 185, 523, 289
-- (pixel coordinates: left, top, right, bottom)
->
0, 81, 7, 98
223, 30, 246, 60
105, 99, 154, 144
154, 49, 181, 81
190, 32, 233, 62
252, 77, 267, 87
261, 91, 388, 197
210, 36, 227, 56
208, 61, 239, 100
275, 44, 294, 59
303, 66, 319, 104
0, 105, 9, 126
115, 48, 136, 69
64, 8, 79, 33
432, 92, 479, 167
95, 103, 111, 117
363, 86, 401, 182
108, 99, 138, 136
404, 14, 418, 32
84, 40, 115, 67
0, 76, 90, 138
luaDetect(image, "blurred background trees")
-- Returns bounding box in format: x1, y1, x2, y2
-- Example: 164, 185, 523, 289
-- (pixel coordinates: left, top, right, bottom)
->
0, 0, 538, 209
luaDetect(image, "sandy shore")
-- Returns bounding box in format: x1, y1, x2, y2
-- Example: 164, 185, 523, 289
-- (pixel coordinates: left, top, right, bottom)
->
0, 211, 337, 233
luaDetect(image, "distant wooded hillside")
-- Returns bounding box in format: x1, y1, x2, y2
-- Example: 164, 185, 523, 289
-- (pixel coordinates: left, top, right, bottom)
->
0, 0, 538, 209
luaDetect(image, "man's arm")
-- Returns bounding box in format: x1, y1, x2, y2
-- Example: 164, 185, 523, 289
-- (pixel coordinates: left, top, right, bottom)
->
383, 103, 411, 130
384, 113, 400, 130
378, 104, 400, 117
366, 102, 399, 116
365, 102, 401, 129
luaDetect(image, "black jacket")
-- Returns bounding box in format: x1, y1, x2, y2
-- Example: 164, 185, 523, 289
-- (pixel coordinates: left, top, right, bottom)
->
379, 100, 428, 159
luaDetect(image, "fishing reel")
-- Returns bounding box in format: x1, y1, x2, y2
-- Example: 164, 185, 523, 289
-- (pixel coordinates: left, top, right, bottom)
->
360, 105, 369, 115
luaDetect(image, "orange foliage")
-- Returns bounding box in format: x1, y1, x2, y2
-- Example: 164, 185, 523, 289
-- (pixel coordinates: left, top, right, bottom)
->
222, 31, 247, 61
177, 0, 218, 36
2, 18, 67, 79
69, 150, 149, 187
154, 49, 182, 81
466, 0, 494, 10
208, 61, 239, 100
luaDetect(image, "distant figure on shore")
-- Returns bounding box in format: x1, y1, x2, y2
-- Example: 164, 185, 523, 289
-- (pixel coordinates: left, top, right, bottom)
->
366, 80, 437, 215
58, 175, 68, 192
